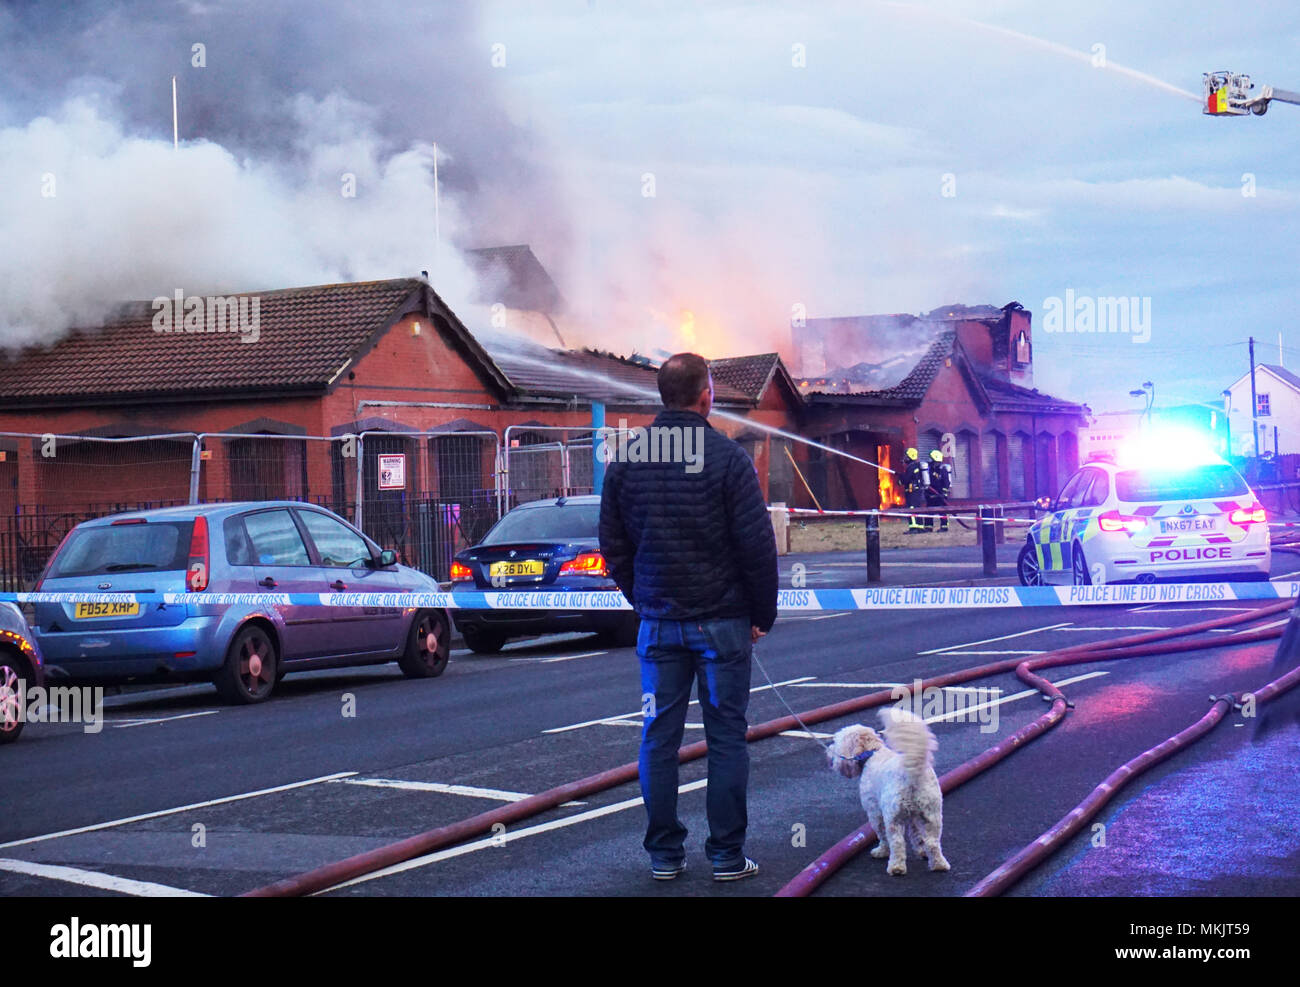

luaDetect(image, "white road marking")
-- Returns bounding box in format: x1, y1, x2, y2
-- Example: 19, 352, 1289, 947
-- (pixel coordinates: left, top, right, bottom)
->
541, 676, 816, 734
780, 729, 832, 739
541, 651, 607, 664
0, 858, 209, 897
509, 651, 606, 664
317, 779, 712, 893
918, 623, 1072, 655
936, 650, 1045, 656
109, 710, 220, 729
790, 682, 1001, 694
1240, 618, 1290, 632
1128, 605, 1255, 614
334, 778, 585, 806
1271, 571, 1300, 581
803, 612, 852, 622
1051, 626, 1169, 632
0, 771, 358, 850
542, 712, 642, 733
920, 671, 1108, 725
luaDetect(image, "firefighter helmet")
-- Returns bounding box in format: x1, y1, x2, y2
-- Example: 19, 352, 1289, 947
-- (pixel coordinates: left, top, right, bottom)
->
906, 447, 918, 460
930, 450, 943, 462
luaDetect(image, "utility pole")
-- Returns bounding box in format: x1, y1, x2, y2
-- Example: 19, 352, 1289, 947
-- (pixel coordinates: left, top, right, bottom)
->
1249, 336, 1260, 457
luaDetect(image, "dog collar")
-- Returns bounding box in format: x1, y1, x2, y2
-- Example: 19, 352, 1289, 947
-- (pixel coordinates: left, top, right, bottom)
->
830, 748, 875, 765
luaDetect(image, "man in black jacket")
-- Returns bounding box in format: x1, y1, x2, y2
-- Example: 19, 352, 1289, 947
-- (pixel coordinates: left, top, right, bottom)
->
599, 352, 779, 882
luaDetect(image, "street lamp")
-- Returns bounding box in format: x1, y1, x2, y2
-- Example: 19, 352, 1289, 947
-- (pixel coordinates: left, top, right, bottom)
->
1129, 382, 1154, 426
1221, 388, 1232, 458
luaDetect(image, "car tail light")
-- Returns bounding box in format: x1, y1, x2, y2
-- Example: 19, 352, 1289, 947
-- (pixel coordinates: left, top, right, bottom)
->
1098, 511, 1147, 533
559, 552, 608, 577
450, 561, 474, 582
186, 516, 210, 592
1229, 504, 1267, 525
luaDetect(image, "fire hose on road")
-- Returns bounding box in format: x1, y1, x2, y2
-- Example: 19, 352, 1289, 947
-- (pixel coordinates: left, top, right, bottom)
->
964, 647, 1300, 897
776, 602, 1296, 897
244, 598, 1294, 897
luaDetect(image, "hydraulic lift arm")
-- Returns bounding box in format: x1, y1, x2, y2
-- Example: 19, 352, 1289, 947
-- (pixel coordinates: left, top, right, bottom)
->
1204, 71, 1300, 116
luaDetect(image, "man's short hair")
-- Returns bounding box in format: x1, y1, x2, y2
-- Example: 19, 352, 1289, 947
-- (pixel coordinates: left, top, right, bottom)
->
658, 353, 712, 409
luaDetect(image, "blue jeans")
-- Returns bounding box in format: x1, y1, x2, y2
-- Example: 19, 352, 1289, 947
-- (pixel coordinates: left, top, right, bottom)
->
638, 616, 752, 869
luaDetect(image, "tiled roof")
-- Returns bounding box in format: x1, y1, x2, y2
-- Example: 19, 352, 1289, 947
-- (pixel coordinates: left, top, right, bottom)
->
709, 353, 779, 399
465, 244, 564, 314
0, 278, 501, 405
798, 330, 1085, 415
801, 332, 956, 402
490, 344, 751, 406
978, 374, 1088, 414
922, 303, 1007, 322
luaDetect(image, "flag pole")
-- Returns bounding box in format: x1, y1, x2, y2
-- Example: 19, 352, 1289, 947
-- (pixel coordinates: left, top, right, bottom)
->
433, 141, 440, 283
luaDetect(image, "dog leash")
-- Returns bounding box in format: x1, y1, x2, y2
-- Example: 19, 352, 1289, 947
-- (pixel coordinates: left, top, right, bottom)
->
751, 645, 873, 767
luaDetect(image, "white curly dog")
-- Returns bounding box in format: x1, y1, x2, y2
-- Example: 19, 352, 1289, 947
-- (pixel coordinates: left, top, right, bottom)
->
827, 708, 950, 876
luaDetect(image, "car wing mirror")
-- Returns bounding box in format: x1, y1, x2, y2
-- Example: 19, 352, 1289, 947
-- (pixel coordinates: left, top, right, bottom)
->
374, 549, 398, 567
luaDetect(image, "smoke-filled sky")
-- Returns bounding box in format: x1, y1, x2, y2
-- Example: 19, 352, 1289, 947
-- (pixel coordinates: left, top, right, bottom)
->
3, 0, 1300, 420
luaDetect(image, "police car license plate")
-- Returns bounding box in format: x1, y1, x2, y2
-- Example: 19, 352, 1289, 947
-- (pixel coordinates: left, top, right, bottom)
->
489, 560, 544, 578
1158, 516, 1217, 534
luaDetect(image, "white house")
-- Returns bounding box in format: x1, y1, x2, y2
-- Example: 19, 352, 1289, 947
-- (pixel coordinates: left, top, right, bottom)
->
1225, 364, 1300, 457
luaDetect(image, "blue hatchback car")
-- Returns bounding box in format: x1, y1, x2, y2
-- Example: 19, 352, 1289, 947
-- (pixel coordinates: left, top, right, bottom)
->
449, 495, 637, 653
0, 602, 45, 744
31, 502, 451, 703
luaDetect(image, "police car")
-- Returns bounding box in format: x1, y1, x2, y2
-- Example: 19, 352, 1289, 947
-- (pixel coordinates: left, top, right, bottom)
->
1017, 443, 1271, 586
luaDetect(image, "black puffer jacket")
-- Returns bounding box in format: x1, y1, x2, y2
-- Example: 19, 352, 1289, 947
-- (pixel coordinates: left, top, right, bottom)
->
599, 409, 779, 631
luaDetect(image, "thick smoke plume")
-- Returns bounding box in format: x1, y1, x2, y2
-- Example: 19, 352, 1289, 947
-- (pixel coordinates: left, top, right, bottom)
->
0, 0, 562, 346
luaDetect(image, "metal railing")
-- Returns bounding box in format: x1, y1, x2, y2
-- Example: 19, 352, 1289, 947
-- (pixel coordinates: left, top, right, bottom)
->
0, 428, 508, 588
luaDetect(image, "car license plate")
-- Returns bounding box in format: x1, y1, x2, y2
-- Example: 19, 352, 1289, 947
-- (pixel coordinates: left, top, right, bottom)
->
74, 601, 141, 619
489, 560, 544, 578
1158, 516, 1217, 534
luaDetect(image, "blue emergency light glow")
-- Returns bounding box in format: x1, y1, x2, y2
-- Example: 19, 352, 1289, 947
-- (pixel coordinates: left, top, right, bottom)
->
1116, 426, 1225, 471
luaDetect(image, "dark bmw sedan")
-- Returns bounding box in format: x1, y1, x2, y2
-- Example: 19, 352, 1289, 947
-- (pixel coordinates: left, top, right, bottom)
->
450, 496, 637, 653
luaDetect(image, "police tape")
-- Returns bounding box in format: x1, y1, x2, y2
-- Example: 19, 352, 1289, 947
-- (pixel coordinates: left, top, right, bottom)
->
781, 506, 1300, 528
1, 581, 1295, 612
781, 507, 1041, 524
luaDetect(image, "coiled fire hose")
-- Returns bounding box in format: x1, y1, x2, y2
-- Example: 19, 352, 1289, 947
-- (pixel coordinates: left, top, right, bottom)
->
245, 599, 1294, 897
776, 602, 1294, 897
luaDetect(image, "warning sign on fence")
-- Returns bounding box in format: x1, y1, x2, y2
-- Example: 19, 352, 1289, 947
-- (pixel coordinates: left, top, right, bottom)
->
378, 454, 406, 490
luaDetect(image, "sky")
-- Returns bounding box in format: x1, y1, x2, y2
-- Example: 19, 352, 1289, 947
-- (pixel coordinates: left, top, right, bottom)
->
3, 0, 1299, 421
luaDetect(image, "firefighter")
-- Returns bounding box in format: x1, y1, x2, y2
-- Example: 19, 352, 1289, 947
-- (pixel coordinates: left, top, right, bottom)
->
901, 447, 928, 532
925, 449, 953, 532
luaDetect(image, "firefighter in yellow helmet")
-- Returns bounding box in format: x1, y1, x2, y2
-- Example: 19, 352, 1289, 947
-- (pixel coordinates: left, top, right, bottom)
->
901, 447, 928, 532
924, 449, 952, 531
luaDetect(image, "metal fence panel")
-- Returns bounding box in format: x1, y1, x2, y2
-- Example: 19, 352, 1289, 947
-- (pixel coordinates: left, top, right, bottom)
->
504, 425, 598, 506
0, 428, 505, 588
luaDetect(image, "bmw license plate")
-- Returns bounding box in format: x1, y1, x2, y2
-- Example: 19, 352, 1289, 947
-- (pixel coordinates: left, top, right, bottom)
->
74, 601, 141, 619
488, 560, 544, 578
1158, 516, 1217, 534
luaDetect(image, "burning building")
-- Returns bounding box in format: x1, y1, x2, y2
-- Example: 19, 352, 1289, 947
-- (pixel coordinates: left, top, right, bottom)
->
792, 302, 1089, 509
